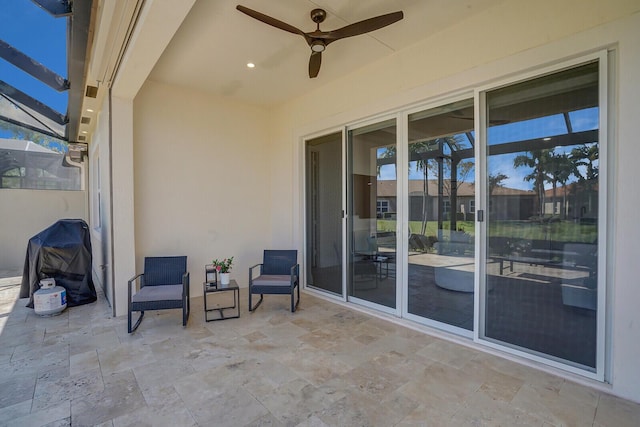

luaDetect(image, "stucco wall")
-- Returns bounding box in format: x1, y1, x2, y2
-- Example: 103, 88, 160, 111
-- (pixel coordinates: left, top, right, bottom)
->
133, 80, 272, 287
0, 189, 86, 276
267, 0, 640, 403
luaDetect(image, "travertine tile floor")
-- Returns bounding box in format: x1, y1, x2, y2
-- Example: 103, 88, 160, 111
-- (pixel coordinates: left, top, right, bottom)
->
0, 281, 639, 427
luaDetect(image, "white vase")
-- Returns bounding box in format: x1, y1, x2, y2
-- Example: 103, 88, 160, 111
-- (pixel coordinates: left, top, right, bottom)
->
219, 272, 230, 286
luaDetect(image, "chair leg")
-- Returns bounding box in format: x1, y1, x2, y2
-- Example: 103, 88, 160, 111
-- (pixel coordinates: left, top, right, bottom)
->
249, 293, 264, 312
291, 283, 300, 312
183, 295, 190, 327
129, 310, 144, 333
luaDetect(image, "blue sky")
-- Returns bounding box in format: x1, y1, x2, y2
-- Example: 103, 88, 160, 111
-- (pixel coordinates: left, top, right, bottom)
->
0, 1, 67, 115
376, 107, 598, 191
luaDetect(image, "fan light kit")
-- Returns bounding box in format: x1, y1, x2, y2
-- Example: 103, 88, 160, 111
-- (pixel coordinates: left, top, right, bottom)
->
236, 5, 403, 78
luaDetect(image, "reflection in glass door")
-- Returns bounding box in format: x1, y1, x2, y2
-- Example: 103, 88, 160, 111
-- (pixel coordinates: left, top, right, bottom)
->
483, 62, 601, 370
306, 133, 343, 295
347, 119, 397, 310
406, 99, 476, 331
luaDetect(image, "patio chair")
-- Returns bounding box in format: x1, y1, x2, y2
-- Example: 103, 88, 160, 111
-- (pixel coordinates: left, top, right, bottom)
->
249, 250, 299, 312
128, 256, 190, 333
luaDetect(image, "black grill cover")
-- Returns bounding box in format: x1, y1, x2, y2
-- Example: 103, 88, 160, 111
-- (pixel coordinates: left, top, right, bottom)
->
20, 219, 97, 308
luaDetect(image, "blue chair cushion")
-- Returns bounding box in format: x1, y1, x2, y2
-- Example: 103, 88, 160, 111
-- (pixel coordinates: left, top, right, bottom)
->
251, 275, 294, 295
132, 284, 183, 303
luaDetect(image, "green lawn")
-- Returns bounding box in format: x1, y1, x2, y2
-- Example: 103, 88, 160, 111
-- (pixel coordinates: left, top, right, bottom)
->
377, 219, 596, 243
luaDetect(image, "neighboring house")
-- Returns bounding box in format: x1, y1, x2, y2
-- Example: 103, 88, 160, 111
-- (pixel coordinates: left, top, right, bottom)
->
0, 138, 81, 190
488, 185, 537, 221
543, 180, 599, 222
377, 179, 535, 221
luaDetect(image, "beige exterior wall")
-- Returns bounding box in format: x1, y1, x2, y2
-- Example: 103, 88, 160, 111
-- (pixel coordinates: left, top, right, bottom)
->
132, 80, 272, 289
0, 190, 86, 276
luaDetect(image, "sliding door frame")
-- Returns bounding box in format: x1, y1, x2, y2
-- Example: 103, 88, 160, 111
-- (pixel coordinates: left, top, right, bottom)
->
401, 91, 476, 338
301, 49, 610, 381
345, 113, 402, 317
474, 50, 609, 381
301, 127, 348, 304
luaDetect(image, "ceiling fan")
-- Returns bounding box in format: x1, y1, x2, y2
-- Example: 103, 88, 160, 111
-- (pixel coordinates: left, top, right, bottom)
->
236, 5, 404, 78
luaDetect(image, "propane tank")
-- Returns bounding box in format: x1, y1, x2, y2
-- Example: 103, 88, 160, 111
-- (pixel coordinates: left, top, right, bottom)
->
34, 278, 67, 316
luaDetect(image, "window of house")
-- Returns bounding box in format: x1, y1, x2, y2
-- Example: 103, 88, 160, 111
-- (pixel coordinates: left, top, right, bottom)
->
377, 199, 389, 216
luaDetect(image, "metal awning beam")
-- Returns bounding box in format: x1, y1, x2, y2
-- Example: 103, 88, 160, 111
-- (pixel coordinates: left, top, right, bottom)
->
0, 39, 70, 92
0, 80, 68, 125
30, 0, 72, 18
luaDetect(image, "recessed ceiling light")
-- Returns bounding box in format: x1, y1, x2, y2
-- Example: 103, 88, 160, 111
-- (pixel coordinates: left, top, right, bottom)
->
247, 62, 255, 68
81, 131, 88, 134
86, 108, 94, 113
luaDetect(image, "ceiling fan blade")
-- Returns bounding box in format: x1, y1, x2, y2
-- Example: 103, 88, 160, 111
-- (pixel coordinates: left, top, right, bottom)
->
236, 5, 305, 36
309, 51, 322, 78
326, 11, 403, 41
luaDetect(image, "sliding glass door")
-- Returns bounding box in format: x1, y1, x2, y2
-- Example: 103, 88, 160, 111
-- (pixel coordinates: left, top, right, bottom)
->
406, 99, 476, 332
305, 133, 343, 295
482, 61, 602, 371
303, 55, 606, 378
347, 119, 397, 311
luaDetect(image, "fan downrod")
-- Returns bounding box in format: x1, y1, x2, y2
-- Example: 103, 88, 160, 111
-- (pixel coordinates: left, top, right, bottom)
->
310, 9, 326, 24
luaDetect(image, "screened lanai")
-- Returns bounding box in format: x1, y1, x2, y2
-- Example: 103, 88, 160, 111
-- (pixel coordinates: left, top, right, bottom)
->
0, 0, 94, 277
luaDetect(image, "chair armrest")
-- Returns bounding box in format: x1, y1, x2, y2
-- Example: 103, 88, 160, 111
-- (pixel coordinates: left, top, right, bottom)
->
182, 272, 190, 299
249, 263, 263, 285
128, 273, 144, 285
128, 273, 144, 303
290, 264, 299, 285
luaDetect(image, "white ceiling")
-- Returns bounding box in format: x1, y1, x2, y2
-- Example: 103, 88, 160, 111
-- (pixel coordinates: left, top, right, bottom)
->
148, 0, 505, 107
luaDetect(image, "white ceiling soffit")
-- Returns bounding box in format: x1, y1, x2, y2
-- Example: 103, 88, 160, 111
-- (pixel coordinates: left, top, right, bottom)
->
148, 0, 505, 107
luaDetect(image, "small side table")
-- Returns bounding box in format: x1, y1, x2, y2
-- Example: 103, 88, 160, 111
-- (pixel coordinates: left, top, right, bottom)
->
203, 279, 240, 321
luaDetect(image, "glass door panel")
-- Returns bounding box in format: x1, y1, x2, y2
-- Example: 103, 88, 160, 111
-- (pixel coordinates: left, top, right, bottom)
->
306, 132, 343, 296
348, 119, 397, 309
484, 62, 600, 370
407, 99, 476, 330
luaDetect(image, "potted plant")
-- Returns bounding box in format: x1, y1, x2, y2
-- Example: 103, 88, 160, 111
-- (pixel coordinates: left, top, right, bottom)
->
212, 256, 234, 286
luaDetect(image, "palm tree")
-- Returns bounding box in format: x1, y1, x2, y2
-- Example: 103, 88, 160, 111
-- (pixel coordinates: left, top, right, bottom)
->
412, 141, 436, 235
570, 143, 599, 217
488, 173, 508, 196
379, 135, 472, 235
488, 172, 508, 216
420, 135, 475, 230
547, 153, 575, 219
571, 144, 599, 182
513, 149, 554, 218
